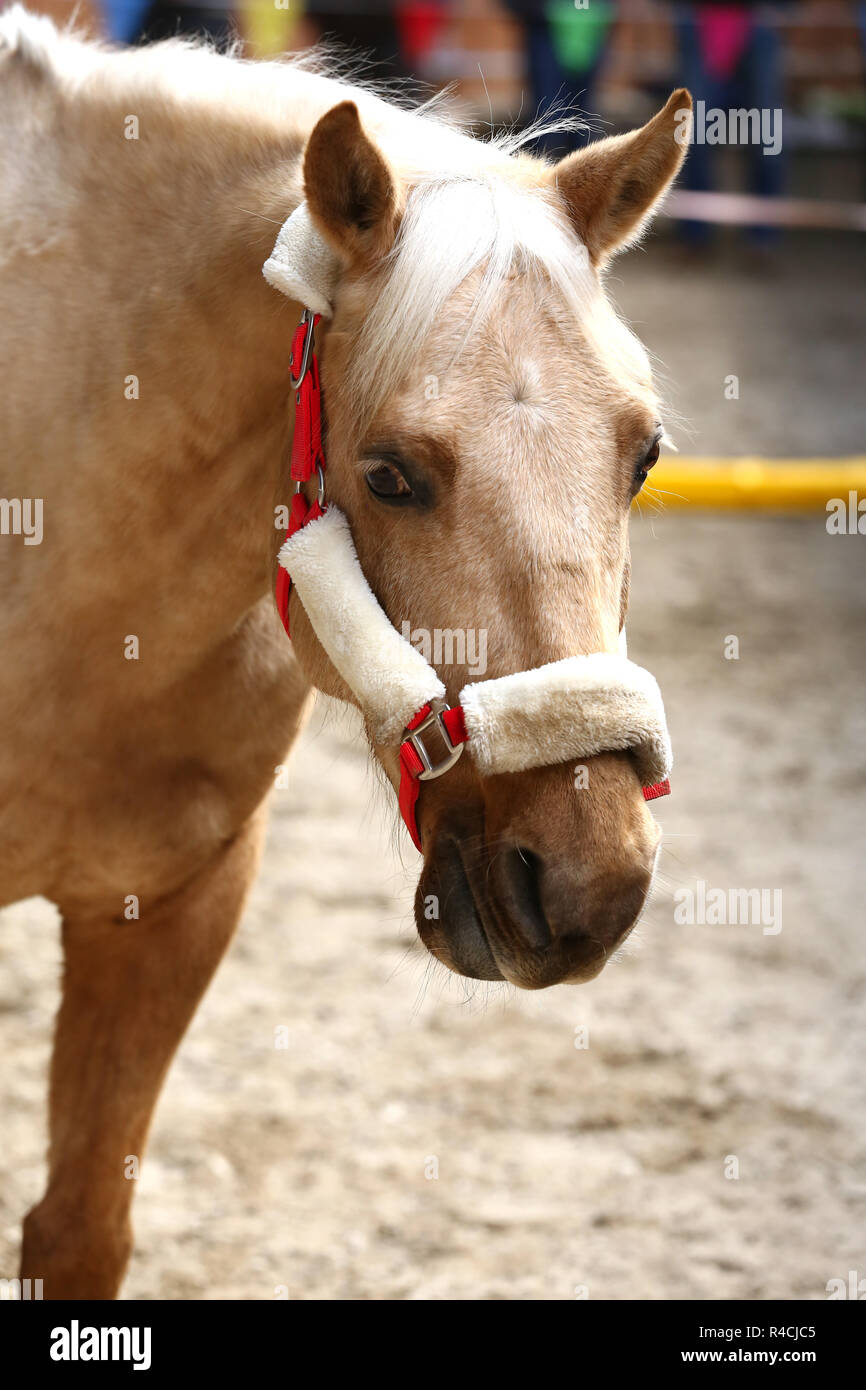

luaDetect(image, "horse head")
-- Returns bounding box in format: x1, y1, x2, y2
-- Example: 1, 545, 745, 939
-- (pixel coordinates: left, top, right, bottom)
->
276, 91, 691, 989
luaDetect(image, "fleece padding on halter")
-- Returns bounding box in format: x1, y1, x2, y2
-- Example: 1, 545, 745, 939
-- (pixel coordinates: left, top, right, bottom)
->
278, 507, 446, 746
460, 654, 671, 787
279, 505, 673, 793
262, 203, 340, 319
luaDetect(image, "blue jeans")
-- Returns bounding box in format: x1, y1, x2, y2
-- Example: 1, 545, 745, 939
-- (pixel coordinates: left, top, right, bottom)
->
675, 13, 786, 244
525, 21, 607, 158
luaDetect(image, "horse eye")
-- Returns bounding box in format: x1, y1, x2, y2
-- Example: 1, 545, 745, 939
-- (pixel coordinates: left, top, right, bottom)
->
634, 439, 661, 490
365, 461, 413, 501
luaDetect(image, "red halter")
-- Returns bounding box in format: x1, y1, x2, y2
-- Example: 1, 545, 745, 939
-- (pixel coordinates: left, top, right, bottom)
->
275, 311, 325, 637
277, 311, 670, 850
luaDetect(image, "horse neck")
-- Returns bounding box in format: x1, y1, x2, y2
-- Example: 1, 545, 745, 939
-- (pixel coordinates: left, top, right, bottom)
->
6, 41, 418, 658
10, 62, 338, 650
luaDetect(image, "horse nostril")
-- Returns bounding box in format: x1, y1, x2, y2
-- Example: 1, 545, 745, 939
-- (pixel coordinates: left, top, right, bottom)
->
490, 846, 552, 950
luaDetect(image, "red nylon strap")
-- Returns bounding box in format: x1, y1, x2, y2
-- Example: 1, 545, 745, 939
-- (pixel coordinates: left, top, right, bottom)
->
290, 355, 322, 483
275, 566, 291, 636
442, 705, 467, 744
398, 702, 668, 851
397, 703, 469, 851
398, 741, 426, 852
277, 314, 323, 637
406, 702, 431, 733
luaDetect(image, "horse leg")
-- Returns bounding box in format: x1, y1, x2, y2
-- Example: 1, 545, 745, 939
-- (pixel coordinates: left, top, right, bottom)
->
20, 808, 268, 1299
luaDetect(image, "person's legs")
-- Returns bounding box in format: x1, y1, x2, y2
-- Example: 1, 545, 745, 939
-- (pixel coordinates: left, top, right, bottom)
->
576, 49, 612, 143
526, 19, 575, 157
743, 20, 786, 244
675, 13, 718, 246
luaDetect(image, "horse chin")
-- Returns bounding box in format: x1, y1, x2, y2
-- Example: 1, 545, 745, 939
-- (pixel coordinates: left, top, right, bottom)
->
414, 801, 657, 990
416, 826, 506, 983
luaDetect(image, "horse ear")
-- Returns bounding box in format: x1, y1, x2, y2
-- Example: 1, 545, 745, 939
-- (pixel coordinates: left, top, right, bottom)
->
303, 101, 400, 266
551, 89, 692, 266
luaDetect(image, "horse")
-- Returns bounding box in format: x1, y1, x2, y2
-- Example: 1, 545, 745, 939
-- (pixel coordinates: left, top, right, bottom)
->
0, 6, 690, 1298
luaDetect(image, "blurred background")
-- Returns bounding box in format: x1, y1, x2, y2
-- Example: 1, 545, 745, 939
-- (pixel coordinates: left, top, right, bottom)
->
0, 0, 864, 1300
18, 0, 866, 457
23, 0, 866, 200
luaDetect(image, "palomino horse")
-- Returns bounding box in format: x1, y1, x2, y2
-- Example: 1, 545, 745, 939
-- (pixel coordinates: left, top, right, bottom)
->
0, 7, 690, 1298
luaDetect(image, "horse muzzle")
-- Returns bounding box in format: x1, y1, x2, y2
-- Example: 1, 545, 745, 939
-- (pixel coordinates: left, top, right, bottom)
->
415, 754, 660, 989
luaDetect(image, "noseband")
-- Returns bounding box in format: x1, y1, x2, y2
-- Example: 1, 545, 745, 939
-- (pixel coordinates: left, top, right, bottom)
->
275, 309, 671, 851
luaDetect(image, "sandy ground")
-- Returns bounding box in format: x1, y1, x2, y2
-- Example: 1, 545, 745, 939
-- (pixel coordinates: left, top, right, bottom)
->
1, 236, 864, 1300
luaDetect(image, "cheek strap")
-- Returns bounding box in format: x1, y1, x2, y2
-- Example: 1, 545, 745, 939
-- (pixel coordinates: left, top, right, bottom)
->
279, 506, 445, 747
279, 506, 672, 851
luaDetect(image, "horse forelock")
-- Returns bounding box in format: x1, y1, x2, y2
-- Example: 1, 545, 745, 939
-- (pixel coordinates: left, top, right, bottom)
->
338, 176, 599, 429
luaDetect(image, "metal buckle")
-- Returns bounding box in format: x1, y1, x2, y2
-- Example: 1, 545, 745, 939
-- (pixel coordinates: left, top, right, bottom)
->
292, 462, 325, 509
289, 308, 316, 391
406, 699, 465, 781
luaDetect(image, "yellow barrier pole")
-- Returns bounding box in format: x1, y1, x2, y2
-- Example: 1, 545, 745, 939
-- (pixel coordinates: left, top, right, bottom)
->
641, 458, 866, 510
